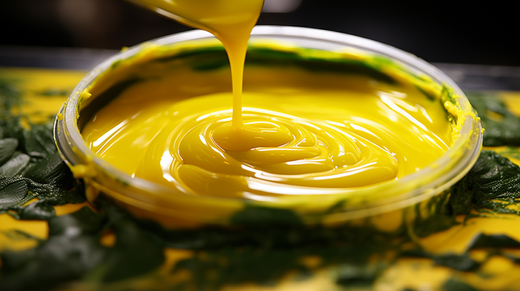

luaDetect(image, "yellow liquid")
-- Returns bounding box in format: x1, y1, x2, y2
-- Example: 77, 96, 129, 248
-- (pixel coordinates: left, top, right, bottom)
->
133, 0, 263, 129
80, 0, 451, 199
81, 57, 451, 198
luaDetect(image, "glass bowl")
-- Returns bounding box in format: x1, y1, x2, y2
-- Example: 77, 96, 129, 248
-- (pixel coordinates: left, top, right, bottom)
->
54, 26, 482, 230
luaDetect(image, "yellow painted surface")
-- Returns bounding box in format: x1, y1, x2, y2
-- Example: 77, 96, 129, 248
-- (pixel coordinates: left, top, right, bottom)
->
1, 67, 76, 255
0, 214, 48, 251
500, 92, 520, 116
54, 202, 94, 216
1, 0, 516, 287
221, 269, 341, 291
420, 214, 520, 254
0, 67, 85, 253
1, 70, 520, 290
0, 67, 85, 124
376, 258, 452, 291
455, 253, 520, 291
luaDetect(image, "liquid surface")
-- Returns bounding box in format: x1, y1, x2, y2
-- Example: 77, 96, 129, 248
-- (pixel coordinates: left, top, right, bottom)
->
81, 1, 452, 198
82, 61, 451, 198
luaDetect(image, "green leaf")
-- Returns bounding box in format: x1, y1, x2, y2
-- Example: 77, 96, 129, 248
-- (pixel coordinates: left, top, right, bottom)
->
100, 222, 165, 283
0, 177, 29, 207
450, 150, 520, 214
0, 78, 22, 114
20, 123, 55, 158
471, 151, 520, 201
99, 200, 165, 283
467, 92, 520, 146
433, 254, 480, 272
173, 248, 309, 289
467, 233, 520, 250
335, 263, 380, 287
0, 207, 108, 291
0, 153, 30, 177
22, 150, 86, 205
411, 190, 458, 238
23, 151, 75, 188
412, 214, 458, 238
0, 236, 106, 291
48, 206, 105, 237
17, 200, 55, 220
442, 279, 480, 291
400, 250, 480, 272
230, 205, 303, 228
0, 138, 18, 165
0, 116, 23, 141
0, 248, 37, 271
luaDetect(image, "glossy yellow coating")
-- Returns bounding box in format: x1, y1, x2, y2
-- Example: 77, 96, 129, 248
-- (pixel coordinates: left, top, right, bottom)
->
81, 63, 451, 197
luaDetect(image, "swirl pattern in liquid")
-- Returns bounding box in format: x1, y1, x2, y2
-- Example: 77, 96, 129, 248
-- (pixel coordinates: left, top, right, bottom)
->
81, 54, 451, 198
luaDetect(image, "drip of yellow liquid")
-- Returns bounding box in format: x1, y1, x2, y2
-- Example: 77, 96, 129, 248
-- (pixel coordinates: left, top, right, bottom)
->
133, 0, 263, 131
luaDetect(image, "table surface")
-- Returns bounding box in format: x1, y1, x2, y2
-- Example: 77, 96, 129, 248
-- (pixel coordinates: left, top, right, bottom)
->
3, 46, 520, 291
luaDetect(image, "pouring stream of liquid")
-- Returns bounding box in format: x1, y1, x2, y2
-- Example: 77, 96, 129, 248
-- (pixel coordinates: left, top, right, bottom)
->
125, 0, 264, 132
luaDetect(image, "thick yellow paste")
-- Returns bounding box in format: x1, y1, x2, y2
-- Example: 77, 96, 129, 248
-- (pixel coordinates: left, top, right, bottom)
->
81, 52, 451, 198
82, 0, 448, 198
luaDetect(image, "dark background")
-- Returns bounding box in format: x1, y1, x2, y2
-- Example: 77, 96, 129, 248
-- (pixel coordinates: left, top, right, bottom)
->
1, 0, 519, 66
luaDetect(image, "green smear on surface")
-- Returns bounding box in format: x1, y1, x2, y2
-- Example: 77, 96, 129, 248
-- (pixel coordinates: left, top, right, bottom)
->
0, 77, 85, 217
4, 62, 520, 290
153, 44, 398, 84
467, 92, 520, 146
450, 150, 520, 215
